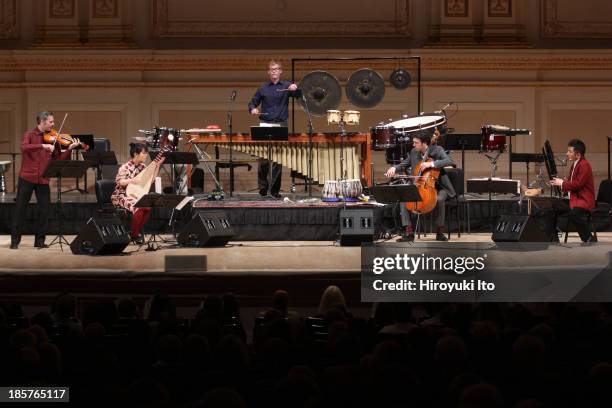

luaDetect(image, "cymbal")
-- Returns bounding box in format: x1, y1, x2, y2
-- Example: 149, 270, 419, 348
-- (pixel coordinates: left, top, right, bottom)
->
298, 70, 341, 116
346, 68, 385, 108
132, 136, 148, 141
389, 68, 411, 90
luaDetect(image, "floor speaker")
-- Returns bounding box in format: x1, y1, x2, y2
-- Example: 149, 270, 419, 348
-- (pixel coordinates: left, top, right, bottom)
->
70, 216, 130, 255
491, 214, 550, 242
177, 211, 234, 247
339, 209, 375, 246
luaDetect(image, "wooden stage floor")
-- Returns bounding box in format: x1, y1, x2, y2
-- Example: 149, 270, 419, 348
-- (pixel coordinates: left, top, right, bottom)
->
1, 234, 611, 307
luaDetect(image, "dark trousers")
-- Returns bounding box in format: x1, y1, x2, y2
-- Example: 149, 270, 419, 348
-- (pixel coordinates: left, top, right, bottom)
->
545, 206, 592, 242
400, 189, 449, 230
11, 177, 51, 245
258, 160, 282, 194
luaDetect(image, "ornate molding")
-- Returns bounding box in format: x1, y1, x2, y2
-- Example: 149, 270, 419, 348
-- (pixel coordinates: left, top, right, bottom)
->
151, 0, 410, 38
2, 51, 612, 72
50, 0, 75, 19
93, 0, 118, 18
542, 0, 612, 38
0, 0, 18, 39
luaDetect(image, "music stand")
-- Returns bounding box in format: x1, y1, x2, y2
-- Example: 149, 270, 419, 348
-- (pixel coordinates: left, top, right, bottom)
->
370, 184, 422, 236
82, 150, 118, 180
134, 193, 186, 251
443, 133, 481, 177
511, 153, 544, 187
159, 152, 199, 194
251, 126, 289, 199
467, 178, 520, 231
43, 160, 94, 251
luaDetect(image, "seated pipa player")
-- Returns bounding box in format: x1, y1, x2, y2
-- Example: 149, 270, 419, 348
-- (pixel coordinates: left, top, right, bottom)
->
111, 143, 165, 244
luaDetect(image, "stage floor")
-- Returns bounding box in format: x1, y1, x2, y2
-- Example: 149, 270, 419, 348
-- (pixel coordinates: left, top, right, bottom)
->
1, 233, 611, 275
1, 234, 611, 307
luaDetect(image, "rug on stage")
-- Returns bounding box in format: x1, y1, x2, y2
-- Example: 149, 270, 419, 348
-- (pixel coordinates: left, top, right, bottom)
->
192, 199, 379, 209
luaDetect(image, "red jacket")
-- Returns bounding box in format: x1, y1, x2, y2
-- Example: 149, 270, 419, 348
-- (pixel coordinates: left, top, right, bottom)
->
562, 157, 595, 211
19, 128, 71, 185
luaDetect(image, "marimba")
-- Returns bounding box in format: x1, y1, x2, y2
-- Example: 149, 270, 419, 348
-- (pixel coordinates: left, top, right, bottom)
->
187, 132, 372, 186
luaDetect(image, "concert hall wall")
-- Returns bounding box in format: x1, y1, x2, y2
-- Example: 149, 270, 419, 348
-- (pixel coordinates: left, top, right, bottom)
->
0, 0, 611, 193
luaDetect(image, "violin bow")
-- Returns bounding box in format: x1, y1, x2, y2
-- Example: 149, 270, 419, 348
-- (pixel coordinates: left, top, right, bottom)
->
53, 113, 69, 149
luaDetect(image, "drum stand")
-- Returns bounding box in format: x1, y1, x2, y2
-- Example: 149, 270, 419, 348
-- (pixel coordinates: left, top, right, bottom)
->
483, 151, 503, 178
190, 142, 225, 194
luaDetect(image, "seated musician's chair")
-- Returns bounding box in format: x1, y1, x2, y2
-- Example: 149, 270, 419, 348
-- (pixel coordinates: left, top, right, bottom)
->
444, 167, 468, 239
563, 180, 612, 242
416, 167, 467, 240
0, 160, 11, 194
95, 179, 128, 218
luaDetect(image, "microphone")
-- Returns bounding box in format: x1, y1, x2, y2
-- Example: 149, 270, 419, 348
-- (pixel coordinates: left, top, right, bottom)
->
230, 90, 237, 101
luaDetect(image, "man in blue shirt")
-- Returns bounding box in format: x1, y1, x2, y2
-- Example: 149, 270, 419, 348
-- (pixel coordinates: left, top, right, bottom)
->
248, 60, 298, 198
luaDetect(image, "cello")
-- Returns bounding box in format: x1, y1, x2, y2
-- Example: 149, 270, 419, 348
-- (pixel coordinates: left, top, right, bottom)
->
405, 154, 440, 214
401, 129, 443, 214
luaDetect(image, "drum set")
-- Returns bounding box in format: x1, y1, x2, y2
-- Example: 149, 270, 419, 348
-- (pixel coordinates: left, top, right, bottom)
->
371, 113, 448, 164
137, 126, 182, 151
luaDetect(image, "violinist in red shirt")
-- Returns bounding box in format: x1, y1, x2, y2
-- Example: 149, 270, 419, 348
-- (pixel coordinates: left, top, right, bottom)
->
547, 139, 597, 243
10, 111, 81, 249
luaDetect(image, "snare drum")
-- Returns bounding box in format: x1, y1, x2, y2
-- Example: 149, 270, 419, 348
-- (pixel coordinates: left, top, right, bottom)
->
388, 113, 447, 142
371, 125, 397, 150
343, 110, 360, 126
480, 127, 506, 152
326, 110, 341, 125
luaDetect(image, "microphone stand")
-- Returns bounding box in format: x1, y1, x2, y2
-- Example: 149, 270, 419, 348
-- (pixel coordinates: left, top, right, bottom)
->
302, 94, 315, 197
227, 90, 237, 198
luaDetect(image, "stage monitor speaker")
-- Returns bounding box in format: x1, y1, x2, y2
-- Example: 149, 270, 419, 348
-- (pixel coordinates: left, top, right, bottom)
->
491, 214, 550, 242
177, 211, 234, 247
339, 209, 375, 246
70, 216, 130, 255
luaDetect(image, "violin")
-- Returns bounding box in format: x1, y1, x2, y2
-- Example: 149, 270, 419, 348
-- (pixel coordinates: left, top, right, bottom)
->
405, 158, 440, 214
44, 129, 89, 150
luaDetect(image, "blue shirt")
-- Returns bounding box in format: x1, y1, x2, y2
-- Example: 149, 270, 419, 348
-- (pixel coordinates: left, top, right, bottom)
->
248, 80, 298, 123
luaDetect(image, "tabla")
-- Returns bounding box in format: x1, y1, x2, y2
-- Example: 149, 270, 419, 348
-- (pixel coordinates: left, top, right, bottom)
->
343, 110, 360, 126
322, 180, 339, 198
388, 113, 447, 142
480, 127, 506, 152
339, 179, 363, 199
326, 110, 341, 125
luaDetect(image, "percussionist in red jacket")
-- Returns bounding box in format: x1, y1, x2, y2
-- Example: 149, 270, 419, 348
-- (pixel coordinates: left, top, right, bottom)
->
548, 139, 597, 243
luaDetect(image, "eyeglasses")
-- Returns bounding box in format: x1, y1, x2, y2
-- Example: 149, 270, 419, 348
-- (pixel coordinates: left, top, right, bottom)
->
268, 67, 282, 72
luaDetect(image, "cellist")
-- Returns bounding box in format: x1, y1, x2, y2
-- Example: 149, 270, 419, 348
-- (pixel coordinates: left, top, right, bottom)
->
385, 133, 455, 242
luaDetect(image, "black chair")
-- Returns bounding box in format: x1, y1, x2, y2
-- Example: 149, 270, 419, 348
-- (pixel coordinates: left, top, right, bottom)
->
444, 167, 468, 238
94, 138, 110, 152
95, 179, 128, 220
563, 180, 612, 242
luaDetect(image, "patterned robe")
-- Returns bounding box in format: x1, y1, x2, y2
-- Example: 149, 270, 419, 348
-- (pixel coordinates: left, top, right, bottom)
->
111, 160, 146, 213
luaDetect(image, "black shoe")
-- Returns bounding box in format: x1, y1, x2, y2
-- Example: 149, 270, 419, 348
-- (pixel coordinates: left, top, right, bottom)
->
436, 232, 449, 242
131, 234, 145, 245
259, 189, 267, 197
35, 243, 49, 249
271, 192, 281, 199
581, 235, 598, 246
10, 243, 18, 249
399, 233, 415, 242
